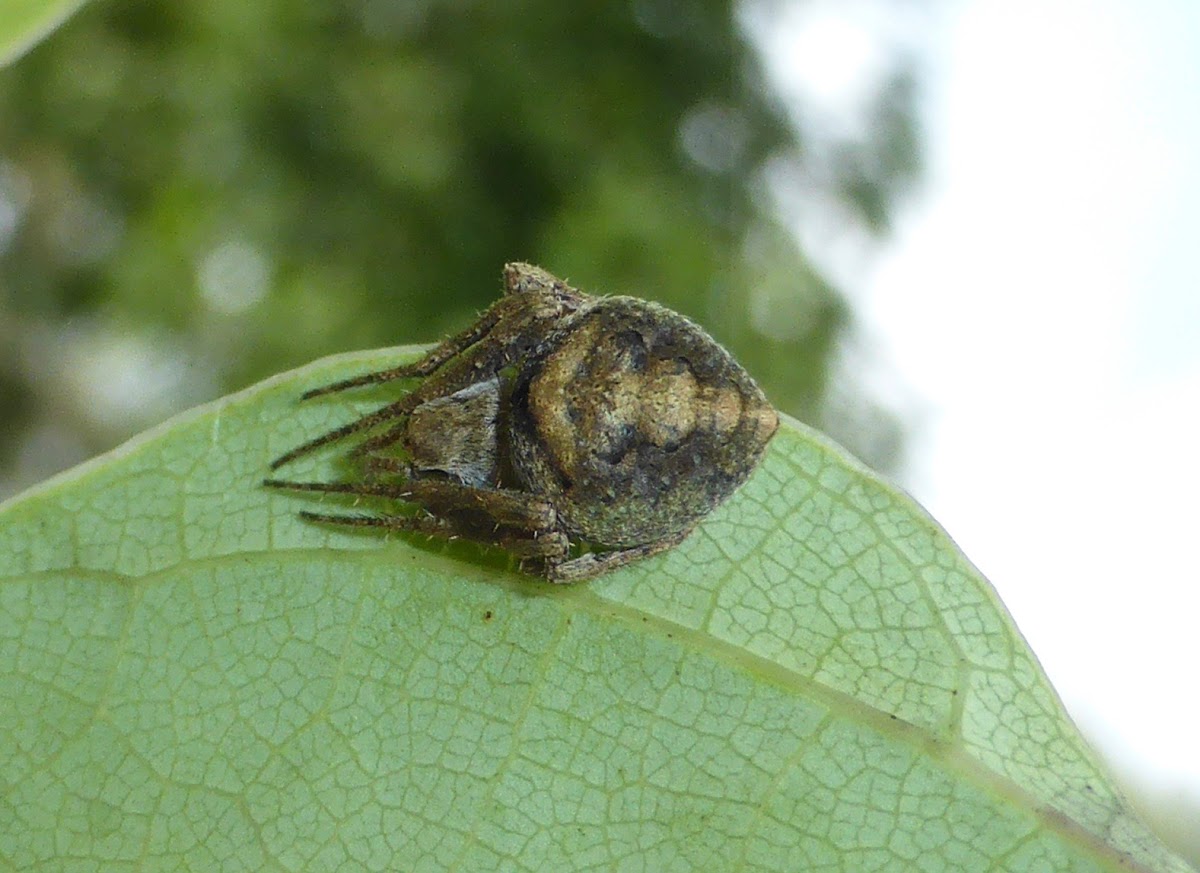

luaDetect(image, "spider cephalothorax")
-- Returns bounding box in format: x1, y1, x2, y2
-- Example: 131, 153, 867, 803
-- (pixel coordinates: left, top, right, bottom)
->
265, 263, 778, 582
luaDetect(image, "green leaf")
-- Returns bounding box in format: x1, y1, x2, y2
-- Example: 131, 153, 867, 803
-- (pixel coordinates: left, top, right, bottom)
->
0, 0, 89, 67
0, 348, 1190, 872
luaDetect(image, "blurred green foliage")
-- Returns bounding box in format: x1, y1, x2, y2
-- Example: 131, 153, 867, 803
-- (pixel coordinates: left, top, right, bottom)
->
0, 0, 920, 497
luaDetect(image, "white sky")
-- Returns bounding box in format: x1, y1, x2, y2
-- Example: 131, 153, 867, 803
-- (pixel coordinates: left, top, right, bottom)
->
758, 0, 1200, 814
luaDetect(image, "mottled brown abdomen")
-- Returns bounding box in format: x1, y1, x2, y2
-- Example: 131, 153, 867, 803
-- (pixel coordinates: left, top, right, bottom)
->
509, 297, 777, 547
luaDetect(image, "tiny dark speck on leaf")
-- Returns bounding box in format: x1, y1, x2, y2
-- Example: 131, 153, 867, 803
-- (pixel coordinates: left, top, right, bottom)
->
484, 610, 493, 621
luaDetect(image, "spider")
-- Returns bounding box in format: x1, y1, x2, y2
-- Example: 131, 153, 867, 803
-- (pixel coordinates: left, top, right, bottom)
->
264, 263, 778, 582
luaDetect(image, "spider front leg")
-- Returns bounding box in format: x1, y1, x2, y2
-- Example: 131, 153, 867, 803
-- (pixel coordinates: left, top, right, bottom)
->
268, 394, 420, 470
270, 284, 586, 471
264, 477, 559, 530
266, 476, 572, 569
294, 512, 570, 564
299, 307, 508, 400
300, 262, 578, 400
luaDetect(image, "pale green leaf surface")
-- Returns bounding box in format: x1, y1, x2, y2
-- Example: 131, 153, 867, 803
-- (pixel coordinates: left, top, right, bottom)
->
0, 348, 1191, 872
0, 0, 89, 67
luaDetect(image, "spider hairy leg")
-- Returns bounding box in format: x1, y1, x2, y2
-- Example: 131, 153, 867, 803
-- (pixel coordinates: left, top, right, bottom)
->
296, 511, 570, 563
396, 480, 557, 529
264, 477, 558, 530
262, 478, 415, 498
300, 306, 507, 400
299, 263, 580, 401
361, 455, 409, 476
267, 395, 420, 470
272, 287, 584, 471
297, 511, 450, 536
347, 419, 409, 461
545, 529, 691, 584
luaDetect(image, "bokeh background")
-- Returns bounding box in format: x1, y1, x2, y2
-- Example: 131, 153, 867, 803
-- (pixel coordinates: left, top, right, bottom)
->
0, 0, 919, 496
1, 0, 1197, 864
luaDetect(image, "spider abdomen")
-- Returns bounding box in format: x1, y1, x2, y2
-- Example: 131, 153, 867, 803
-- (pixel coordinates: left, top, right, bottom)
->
510, 297, 777, 548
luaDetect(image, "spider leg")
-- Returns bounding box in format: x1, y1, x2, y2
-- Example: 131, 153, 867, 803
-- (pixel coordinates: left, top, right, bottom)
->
274, 358, 503, 471
348, 419, 409, 460
545, 528, 692, 584
268, 395, 420, 470
361, 454, 410, 477
496, 530, 571, 560
300, 306, 509, 400
395, 480, 557, 529
263, 478, 416, 499
273, 281, 587, 469
265, 476, 558, 530
296, 511, 570, 562
297, 511, 449, 535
